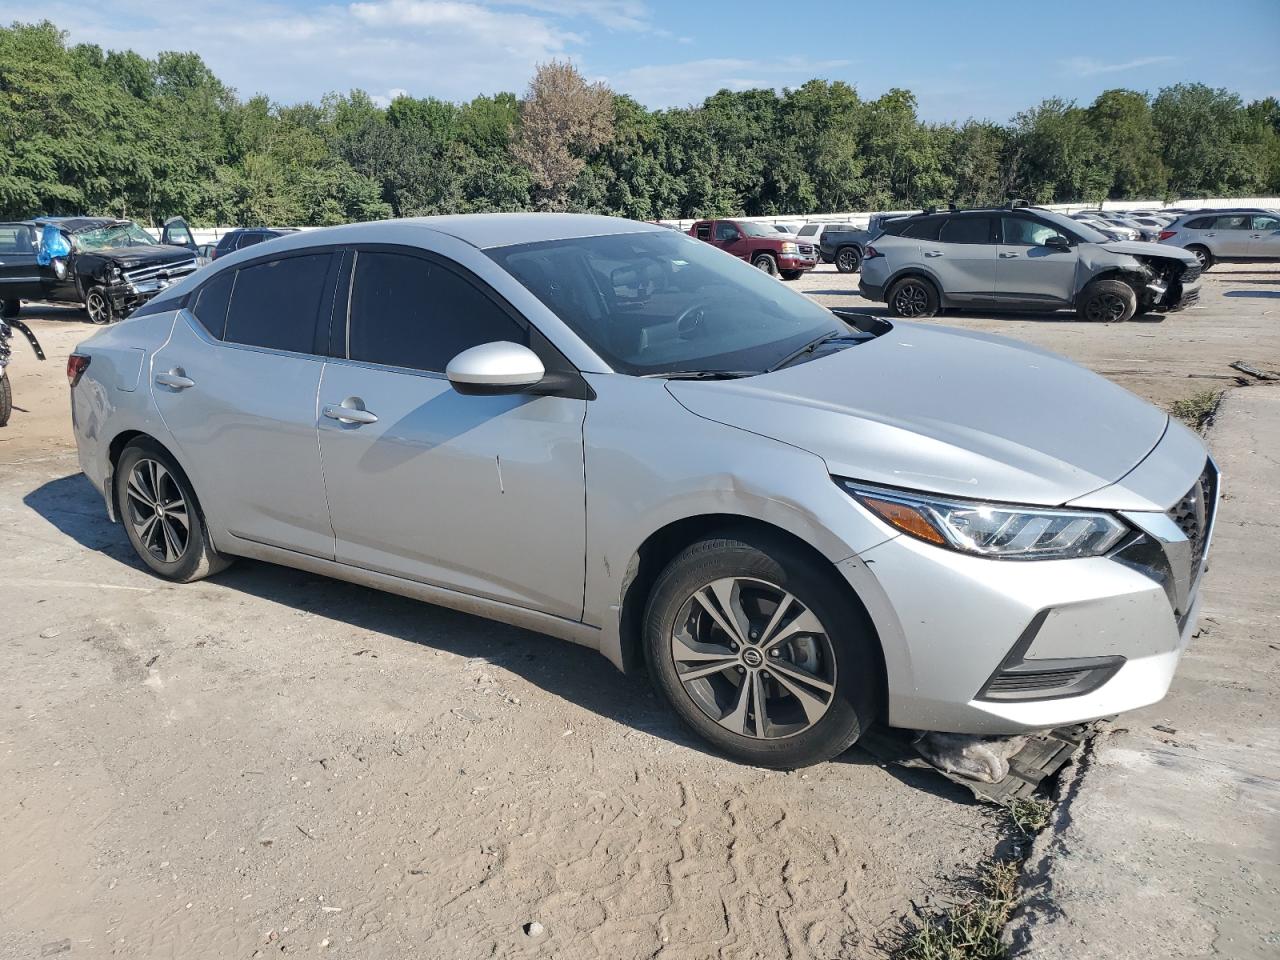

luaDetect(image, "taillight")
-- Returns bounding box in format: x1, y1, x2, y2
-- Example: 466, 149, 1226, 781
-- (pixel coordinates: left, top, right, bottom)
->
1157, 230, 1175, 241
210, 248, 219, 259
863, 245, 883, 259
67, 354, 90, 387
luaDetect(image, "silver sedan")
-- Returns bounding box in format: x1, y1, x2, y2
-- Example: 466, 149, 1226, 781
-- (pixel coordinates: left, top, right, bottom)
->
69, 214, 1216, 768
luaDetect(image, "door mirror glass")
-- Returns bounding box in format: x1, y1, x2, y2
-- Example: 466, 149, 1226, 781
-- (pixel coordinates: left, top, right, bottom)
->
1044, 235, 1071, 251
447, 341, 545, 396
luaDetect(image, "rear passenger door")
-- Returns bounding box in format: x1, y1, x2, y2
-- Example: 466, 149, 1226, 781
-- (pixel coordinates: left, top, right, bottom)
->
1248, 214, 1280, 259
1208, 214, 1252, 257
150, 252, 340, 559
0, 223, 48, 302
928, 215, 996, 303
315, 247, 587, 620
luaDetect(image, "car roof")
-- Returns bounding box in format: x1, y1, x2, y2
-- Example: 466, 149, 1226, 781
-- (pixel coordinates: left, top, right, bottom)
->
233, 214, 664, 253
33, 216, 124, 233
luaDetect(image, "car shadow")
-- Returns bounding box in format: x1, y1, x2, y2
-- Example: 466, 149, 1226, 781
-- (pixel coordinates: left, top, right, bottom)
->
1224, 289, 1280, 298
23, 471, 974, 802
12, 302, 90, 324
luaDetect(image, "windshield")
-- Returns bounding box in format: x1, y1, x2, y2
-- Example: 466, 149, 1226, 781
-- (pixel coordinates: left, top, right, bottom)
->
73, 222, 157, 251
1036, 209, 1109, 244
738, 220, 781, 238
488, 230, 843, 376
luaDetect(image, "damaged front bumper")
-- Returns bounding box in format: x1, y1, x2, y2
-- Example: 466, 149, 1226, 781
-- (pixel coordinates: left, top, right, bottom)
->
106, 259, 199, 317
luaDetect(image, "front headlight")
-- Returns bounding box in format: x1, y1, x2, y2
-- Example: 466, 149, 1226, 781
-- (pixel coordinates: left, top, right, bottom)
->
780, 241, 798, 254
110, 265, 123, 279
838, 481, 1128, 560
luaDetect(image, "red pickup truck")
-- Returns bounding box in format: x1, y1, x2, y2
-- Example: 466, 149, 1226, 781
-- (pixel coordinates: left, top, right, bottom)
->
688, 219, 817, 280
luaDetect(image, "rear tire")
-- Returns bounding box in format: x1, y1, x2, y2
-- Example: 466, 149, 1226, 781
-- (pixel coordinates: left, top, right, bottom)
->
753, 254, 779, 278
0, 372, 11, 428
1, 299, 18, 319
114, 438, 232, 582
85, 286, 114, 325
835, 246, 862, 274
1186, 245, 1213, 272
643, 533, 882, 769
1078, 279, 1137, 323
886, 276, 939, 318
780, 270, 804, 281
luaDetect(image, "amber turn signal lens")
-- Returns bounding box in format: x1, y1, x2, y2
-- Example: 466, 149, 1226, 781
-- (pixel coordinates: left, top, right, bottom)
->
859, 496, 947, 546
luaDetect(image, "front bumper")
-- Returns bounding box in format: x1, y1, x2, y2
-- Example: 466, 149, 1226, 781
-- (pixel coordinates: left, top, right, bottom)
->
840, 459, 1218, 734
779, 254, 816, 271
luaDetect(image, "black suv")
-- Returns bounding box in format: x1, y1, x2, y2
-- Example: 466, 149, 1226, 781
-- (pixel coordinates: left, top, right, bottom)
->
211, 228, 299, 261
0, 216, 199, 323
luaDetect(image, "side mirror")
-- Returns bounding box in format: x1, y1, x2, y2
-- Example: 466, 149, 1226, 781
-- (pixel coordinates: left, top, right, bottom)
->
1044, 235, 1071, 251
446, 341, 545, 396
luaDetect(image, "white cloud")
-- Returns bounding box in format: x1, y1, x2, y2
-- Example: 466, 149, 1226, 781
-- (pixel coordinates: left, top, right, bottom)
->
608, 57, 853, 108
1061, 55, 1176, 77
494, 0, 651, 31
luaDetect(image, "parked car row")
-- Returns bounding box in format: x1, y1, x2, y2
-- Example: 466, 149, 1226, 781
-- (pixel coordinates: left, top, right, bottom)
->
687, 219, 818, 279
0, 219, 297, 323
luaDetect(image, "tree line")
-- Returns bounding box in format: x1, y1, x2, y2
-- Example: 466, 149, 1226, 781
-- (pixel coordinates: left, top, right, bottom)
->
1, 20, 1277, 227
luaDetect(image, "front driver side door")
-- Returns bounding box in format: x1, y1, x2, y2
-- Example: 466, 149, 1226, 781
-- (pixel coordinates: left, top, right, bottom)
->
1248, 214, 1280, 259
994, 216, 1079, 306
714, 221, 749, 260
316, 247, 587, 620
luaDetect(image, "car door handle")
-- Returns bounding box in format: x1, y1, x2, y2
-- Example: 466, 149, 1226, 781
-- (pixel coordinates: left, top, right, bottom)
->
155, 370, 195, 390
999, 252, 1020, 258
924, 250, 943, 257
323, 400, 378, 425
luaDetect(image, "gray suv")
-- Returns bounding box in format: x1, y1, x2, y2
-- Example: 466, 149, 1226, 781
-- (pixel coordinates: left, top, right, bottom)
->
859, 207, 1201, 323
1157, 210, 1280, 270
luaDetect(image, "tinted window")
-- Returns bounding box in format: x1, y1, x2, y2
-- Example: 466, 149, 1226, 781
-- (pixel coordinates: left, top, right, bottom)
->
192, 270, 235, 339
224, 254, 331, 353
214, 233, 237, 251
347, 251, 526, 373
1001, 217, 1061, 246
1184, 216, 1214, 230
237, 232, 266, 249
797, 225, 818, 236
695, 223, 711, 240
900, 217, 944, 241
939, 217, 992, 244
1214, 215, 1250, 230
715, 222, 739, 242
0, 223, 36, 255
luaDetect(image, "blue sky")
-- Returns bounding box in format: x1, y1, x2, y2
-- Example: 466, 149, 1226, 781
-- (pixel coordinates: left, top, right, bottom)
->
5, 0, 1278, 121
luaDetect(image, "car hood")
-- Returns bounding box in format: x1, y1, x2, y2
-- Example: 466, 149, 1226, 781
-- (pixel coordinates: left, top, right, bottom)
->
667, 322, 1169, 506
1098, 239, 1197, 264
91, 245, 196, 268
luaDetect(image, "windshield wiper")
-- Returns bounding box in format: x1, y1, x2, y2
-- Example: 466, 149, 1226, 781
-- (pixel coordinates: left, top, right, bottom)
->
641, 370, 759, 380
766, 332, 866, 372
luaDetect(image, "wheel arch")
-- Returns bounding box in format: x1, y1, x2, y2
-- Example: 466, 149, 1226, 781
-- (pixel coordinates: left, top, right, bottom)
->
613, 514, 887, 694
106, 430, 208, 535
884, 265, 943, 295
1077, 267, 1146, 307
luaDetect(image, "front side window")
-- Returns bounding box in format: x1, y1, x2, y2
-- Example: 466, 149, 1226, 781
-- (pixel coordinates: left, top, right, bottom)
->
1001, 217, 1061, 246
1251, 214, 1279, 230
714, 222, 739, 242
939, 216, 993, 244
224, 253, 331, 353
347, 251, 526, 373
73, 222, 157, 251
488, 230, 844, 376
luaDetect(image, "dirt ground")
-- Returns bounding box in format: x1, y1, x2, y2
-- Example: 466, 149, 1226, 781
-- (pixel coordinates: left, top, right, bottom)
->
1, 263, 1276, 959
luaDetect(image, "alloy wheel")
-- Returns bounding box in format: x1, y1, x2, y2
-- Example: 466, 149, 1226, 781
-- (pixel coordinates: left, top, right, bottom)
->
755, 257, 779, 277
1085, 292, 1128, 322
837, 248, 860, 272
125, 459, 191, 563
669, 577, 837, 740
85, 291, 110, 325
892, 282, 930, 317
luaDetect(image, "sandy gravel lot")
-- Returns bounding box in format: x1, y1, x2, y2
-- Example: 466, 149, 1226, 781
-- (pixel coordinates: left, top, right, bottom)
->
1, 262, 1275, 959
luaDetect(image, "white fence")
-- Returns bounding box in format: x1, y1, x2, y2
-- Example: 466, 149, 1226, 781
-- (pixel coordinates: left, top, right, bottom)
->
144, 198, 1280, 241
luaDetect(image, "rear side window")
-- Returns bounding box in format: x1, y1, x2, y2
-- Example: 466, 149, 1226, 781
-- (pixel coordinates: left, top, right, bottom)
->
0, 223, 36, 254
939, 217, 992, 244
900, 217, 944, 241
237, 232, 266, 250
1214, 215, 1250, 230
879, 219, 909, 236
695, 223, 711, 240
214, 233, 237, 251
347, 251, 526, 373
191, 270, 235, 339
1184, 217, 1213, 230
224, 254, 331, 353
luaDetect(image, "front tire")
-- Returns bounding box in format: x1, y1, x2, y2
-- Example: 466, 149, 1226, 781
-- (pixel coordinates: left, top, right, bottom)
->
0, 372, 11, 427
643, 533, 881, 769
85, 286, 114, 325
753, 253, 779, 278
886, 276, 939, 318
115, 439, 232, 582
780, 269, 804, 281
835, 246, 862, 274
1186, 245, 1213, 272
1, 299, 19, 319
1078, 278, 1137, 323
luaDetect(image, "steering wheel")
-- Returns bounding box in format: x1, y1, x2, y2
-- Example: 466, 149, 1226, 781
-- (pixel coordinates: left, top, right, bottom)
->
674, 301, 709, 340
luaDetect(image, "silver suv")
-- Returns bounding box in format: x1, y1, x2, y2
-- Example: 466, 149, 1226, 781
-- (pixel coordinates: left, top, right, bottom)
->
860, 207, 1201, 323
69, 215, 1215, 769
1157, 210, 1280, 270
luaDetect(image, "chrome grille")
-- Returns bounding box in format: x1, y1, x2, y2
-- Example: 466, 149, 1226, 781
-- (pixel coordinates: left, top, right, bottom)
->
798, 243, 815, 256
123, 259, 197, 285
1168, 460, 1217, 578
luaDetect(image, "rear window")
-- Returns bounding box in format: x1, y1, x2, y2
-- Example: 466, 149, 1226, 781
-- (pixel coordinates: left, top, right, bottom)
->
224, 254, 331, 353
939, 216, 992, 244
798, 224, 818, 236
